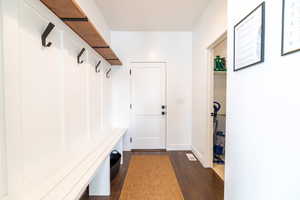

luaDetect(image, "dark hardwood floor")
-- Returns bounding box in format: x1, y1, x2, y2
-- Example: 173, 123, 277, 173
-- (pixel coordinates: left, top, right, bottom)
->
80, 151, 224, 200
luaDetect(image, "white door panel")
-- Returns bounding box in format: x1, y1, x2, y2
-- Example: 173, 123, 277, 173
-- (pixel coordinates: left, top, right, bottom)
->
131, 63, 166, 149
132, 67, 162, 115
132, 117, 165, 149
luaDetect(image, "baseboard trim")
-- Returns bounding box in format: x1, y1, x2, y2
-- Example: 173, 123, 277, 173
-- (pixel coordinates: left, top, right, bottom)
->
126, 144, 192, 152
167, 144, 191, 151
131, 149, 167, 152
191, 146, 210, 168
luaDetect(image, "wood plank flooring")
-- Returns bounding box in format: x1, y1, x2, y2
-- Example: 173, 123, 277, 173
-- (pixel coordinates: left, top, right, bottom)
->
80, 151, 224, 200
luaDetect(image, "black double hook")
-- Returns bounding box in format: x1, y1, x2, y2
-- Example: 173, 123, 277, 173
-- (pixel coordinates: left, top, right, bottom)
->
95, 60, 101, 73
106, 68, 112, 79
77, 48, 86, 64
42, 22, 55, 47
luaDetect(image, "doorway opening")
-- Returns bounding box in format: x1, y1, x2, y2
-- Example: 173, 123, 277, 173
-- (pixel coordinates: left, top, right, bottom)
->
208, 33, 227, 181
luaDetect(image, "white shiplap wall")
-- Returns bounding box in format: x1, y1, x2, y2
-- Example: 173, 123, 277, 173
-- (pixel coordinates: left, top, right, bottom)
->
2, 0, 113, 199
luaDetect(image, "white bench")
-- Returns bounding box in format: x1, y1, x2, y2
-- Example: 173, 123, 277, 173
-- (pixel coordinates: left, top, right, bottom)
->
43, 128, 127, 200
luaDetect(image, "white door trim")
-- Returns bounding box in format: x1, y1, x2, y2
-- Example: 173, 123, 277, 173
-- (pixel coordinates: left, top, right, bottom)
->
129, 62, 167, 150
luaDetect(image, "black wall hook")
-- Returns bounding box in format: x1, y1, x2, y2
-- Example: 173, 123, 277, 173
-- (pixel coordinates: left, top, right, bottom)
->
42, 22, 55, 47
77, 48, 86, 64
95, 60, 101, 73
106, 68, 112, 79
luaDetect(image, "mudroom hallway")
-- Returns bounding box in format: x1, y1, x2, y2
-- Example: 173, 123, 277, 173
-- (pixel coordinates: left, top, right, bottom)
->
1, 0, 300, 200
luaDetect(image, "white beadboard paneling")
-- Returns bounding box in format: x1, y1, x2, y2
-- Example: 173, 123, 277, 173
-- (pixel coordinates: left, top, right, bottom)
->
63, 35, 89, 156
2, 0, 115, 199
2, 0, 24, 198
87, 50, 103, 142
102, 70, 113, 135
20, 2, 65, 192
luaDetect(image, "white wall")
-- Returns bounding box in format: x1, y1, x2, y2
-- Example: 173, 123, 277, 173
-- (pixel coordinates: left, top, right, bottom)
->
111, 32, 192, 150
75, 0, 111, 44
2, 0, 113, 199
226, 0, 300, 200
0, 1, 8, 198
192, 0, 227, 166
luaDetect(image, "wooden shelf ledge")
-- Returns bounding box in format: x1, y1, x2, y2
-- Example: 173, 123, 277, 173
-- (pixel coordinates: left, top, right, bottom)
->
64, 20, 107, 47
41, 0, 86, 18
41, 0, 122, 66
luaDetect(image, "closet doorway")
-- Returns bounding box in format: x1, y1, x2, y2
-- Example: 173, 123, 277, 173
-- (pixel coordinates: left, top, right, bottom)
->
208, 33, 227, 181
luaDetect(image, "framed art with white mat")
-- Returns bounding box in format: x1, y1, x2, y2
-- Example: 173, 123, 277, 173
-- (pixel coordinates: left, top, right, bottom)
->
282, 0, 300, 56
233, 2, 265, 71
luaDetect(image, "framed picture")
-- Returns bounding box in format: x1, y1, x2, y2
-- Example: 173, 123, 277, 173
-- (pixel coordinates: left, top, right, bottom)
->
281, 0, 300, 56
234, 2, 265, 71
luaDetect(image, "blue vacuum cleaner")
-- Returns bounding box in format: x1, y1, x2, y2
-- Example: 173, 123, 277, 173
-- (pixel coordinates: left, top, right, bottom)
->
213, 101, 225, 165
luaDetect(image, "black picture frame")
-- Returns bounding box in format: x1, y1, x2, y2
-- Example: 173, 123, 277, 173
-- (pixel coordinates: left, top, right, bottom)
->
281, 0, 300, 56
233, 2, 265, 72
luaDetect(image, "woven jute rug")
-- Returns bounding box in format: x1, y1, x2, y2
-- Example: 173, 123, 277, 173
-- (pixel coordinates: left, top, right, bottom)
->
119, 155, 184, 200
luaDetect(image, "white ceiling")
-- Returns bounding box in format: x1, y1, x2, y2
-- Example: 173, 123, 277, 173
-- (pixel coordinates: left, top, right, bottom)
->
95, 0, 209, 31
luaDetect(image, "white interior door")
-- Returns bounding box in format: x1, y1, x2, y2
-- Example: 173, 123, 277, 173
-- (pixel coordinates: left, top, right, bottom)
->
130, 62, 166, 149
